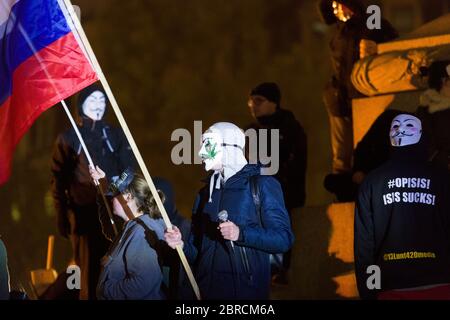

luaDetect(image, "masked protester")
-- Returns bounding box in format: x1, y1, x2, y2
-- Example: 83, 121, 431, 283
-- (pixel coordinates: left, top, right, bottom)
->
90, 167, 167, 300
354, 113, 450, 300
165, 122, 294, 300
319, 0, 398, 201
50, 83, 135, 300
324, 109, 403, 201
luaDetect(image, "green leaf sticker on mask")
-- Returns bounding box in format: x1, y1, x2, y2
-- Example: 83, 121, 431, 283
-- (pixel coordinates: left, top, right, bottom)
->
200, 138, 218, 160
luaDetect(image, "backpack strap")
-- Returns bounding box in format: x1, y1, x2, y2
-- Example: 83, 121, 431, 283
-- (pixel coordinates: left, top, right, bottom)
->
250, 175, 263, 227
250, 176, 285, 270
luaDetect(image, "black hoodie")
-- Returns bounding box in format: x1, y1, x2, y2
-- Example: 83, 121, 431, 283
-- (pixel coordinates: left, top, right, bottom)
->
354, 136, 450, 299
51, 85, 136, 235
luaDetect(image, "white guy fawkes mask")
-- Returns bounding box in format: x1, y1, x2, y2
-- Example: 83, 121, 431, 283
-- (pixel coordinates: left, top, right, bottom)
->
198, 123, 248, 202
198, 131, 224, 172
390, 114, 422, 147
82, 90, 106, 121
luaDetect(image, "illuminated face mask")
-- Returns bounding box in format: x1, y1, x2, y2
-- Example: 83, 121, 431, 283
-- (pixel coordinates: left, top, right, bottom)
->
390, 114, 422, 147
332, 1, 354, 22
198, 132, 224, 172
82, 91, 106, 121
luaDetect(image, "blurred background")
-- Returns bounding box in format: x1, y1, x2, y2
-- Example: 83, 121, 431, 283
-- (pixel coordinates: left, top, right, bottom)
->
1, 0, 449, 297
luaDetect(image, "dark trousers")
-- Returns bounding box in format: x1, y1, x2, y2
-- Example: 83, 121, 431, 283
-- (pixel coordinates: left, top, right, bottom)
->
69, 205, 110, 300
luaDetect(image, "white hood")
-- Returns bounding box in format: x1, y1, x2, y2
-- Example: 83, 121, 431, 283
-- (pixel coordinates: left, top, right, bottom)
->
198, 122, 248, 202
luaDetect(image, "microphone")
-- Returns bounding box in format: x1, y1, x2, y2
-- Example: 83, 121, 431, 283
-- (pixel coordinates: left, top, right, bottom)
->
218, 210, 234, 250
218, 210, 228, 223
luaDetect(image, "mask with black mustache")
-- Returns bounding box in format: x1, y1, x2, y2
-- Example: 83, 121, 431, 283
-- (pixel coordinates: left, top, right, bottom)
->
390, 114, 422, 147
81, 90, 106, 121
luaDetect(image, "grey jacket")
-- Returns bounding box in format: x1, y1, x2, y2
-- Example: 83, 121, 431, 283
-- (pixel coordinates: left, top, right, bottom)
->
97, 215, 166, 300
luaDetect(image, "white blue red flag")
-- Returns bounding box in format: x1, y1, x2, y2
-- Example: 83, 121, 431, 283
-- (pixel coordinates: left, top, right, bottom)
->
0, 0, 98, 184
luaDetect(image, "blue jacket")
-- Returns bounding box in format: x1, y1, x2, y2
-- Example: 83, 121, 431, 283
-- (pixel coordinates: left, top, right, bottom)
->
184, 164, 294, 300
97, 215, 166, 300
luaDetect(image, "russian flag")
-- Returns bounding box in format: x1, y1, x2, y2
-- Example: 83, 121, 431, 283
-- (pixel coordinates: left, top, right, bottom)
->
0, 0, 98, 185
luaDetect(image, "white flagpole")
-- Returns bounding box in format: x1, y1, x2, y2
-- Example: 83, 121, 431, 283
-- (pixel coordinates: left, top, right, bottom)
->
60, 100, 119, 236
59, 0, 201, 300
60, 101, 94, 169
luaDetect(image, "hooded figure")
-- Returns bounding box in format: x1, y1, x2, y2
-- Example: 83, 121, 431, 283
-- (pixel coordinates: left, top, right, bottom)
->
198, 122, 248, 202
320, 0, 398, 183
50, 83, 135, 300
354, 113, 450, 300
165, 122, 294, 300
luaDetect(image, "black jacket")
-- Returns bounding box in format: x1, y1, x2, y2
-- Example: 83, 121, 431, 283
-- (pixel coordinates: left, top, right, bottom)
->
353, 109, 402, 175
247, 109, 307, 209
319, 0, 398, 116
51, 117, 135, 236
355, 144, 450, 299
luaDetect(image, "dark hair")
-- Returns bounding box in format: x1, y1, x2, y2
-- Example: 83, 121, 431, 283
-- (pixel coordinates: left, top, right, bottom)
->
125, 174, 164, 219
427, 60, 450, 92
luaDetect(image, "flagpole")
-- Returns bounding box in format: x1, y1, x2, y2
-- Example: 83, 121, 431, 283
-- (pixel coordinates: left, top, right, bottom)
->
9, 0, 118, 238
59, 0, 201, 300
60, 100, 118, 237
60, 100, 94, 167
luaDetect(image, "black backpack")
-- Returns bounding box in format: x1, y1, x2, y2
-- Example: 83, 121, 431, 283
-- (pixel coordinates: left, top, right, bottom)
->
250, 176, 284, 270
